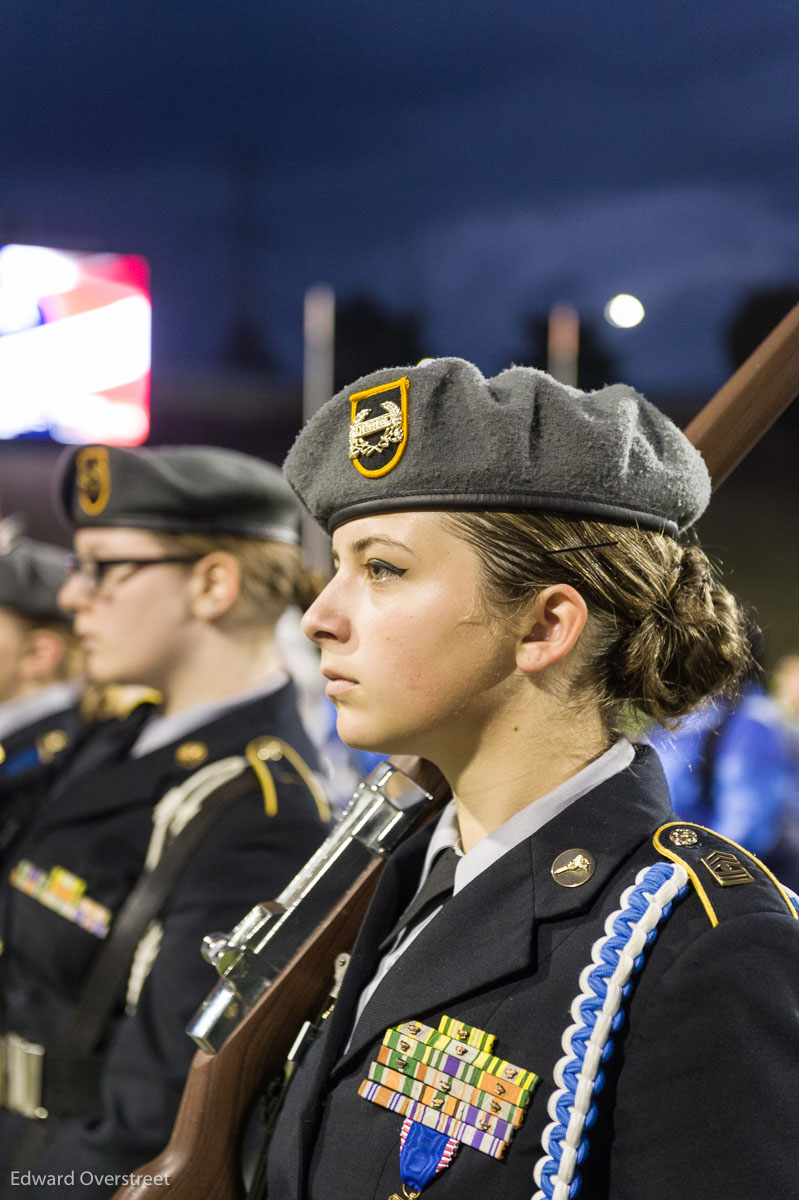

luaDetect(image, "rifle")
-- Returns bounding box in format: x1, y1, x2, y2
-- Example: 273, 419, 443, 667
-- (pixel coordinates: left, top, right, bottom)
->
114, 307, 799, 1200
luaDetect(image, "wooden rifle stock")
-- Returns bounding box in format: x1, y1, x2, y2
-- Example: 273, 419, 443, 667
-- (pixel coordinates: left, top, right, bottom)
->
116, 860, 384, 1199
113, 759, 449, 1199
684, 304, 799, 487
114, 314, 799, 1200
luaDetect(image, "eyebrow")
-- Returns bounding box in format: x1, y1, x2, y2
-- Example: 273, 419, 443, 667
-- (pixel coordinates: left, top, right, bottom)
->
343, 535, 418, 559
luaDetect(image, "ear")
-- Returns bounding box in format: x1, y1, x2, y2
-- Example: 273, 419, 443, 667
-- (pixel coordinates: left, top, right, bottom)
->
19, 628, 68, 684
188, 552, 242, 621
515, 584, 589, 675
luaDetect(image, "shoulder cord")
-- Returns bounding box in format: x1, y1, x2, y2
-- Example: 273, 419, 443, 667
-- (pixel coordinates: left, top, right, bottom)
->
531, 860, 690, 1200
145, 756, 248, 871
126, 756, 248, 1011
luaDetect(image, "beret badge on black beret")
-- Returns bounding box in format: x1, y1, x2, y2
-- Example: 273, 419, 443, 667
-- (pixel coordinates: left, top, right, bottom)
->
76, 446, 112, 518
348, 376, 409, 478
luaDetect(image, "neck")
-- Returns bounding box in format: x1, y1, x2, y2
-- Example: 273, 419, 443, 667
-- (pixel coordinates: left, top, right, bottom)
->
431, 695, 611, 854
3, 677, 61, 704
159, 627, 283, 717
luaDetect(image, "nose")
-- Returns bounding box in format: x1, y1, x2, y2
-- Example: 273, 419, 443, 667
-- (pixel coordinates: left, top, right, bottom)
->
300, 578, 350, 645
57, 569, 88, 615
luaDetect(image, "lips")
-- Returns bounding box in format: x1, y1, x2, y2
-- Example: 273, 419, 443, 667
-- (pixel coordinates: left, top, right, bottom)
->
321, 666, 359, 697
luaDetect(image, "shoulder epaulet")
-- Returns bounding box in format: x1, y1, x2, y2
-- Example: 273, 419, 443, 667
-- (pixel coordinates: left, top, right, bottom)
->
80, 684, 162, 722
653, 821, 799, 926
245, 735, 331, 822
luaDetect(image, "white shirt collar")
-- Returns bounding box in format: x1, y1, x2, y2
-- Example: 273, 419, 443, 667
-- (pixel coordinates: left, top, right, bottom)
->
0, 680, 81, 741
129, 671, 290, 758
423, 737, 636, 894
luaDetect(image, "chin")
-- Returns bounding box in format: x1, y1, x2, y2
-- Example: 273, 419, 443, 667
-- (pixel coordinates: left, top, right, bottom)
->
336, 717, 422, 759
84, 662, 116, 686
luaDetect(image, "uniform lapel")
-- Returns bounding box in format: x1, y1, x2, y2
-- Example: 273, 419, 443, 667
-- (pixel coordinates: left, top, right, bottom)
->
283, 745, 675, 1196
332, 745, 674, 1075
286, 828, 433, 1189
332, 836, 536, 1074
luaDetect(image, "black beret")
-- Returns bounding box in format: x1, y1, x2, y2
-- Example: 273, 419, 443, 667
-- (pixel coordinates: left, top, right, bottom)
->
284, 358, 711, 536
54, 444, 300, 543
0, 538, 70, 621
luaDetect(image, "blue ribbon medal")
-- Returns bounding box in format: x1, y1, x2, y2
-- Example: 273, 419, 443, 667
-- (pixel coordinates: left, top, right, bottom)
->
391, 1118, 459, 1198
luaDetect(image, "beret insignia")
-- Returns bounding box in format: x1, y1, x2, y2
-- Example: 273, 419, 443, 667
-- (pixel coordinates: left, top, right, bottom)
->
76, 446, 111, 517
348, 376, 409, 478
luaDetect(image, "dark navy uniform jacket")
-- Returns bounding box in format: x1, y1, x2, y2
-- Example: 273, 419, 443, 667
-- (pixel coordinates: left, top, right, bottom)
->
0, 680, 329, 1198
0, 702, 90, 866
266, 745, 799, 1200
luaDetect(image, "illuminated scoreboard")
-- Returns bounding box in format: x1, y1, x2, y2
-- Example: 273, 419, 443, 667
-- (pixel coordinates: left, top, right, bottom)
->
0, 243, 151, 445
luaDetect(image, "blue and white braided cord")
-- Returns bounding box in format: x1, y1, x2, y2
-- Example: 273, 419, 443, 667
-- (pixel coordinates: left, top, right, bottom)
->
531, 860, 689, 1200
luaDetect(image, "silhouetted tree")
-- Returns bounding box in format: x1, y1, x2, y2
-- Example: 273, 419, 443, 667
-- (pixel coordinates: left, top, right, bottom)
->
513, 312, 619, 390
334, 295, 426, 391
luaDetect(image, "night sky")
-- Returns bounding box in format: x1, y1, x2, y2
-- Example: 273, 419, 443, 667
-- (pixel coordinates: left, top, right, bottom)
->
2, 0, 798, 393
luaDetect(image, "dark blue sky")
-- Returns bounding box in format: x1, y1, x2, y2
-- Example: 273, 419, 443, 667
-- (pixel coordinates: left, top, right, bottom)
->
2, 0, 798, 394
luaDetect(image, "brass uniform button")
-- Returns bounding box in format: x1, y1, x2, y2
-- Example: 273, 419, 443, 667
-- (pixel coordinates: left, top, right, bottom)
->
551, 849, 597, 888
175, 741, 209, 768
37, 729, 70, 763
669, 827, 699, 847
252, 738, 284, 762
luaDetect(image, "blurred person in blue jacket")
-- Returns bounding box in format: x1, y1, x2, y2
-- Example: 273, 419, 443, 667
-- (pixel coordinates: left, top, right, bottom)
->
648, 635, 798, 889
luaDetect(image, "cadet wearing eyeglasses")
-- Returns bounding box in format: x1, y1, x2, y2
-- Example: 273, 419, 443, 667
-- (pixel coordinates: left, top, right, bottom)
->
0, 445, 331, 1196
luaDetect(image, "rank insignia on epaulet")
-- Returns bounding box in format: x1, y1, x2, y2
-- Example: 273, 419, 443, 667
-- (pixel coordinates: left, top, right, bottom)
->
359, 1014, 539, 1193
653, 821, 799, 926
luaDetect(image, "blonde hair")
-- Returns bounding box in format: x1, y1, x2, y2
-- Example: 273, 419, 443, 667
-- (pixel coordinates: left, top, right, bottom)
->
150, 532, 323, 626
444, 511, 751, 729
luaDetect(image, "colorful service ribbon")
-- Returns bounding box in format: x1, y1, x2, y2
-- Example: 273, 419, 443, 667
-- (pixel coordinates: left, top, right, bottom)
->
360, 1013, 539, 1194
9, 858, 112, 938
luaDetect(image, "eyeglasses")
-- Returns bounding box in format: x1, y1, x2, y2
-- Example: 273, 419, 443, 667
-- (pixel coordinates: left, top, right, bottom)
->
65, 555, 200, 597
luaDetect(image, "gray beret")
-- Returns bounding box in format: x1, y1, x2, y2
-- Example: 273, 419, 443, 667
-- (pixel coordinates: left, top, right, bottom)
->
0, 538, 70, 621
54, 444, 301, 543
284, 358, 711, 536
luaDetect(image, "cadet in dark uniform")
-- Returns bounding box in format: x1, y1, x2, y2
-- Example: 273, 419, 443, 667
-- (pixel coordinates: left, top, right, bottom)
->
0, 446, 330, 1196
0, 538, 85, 860
264, 359, 799, 1199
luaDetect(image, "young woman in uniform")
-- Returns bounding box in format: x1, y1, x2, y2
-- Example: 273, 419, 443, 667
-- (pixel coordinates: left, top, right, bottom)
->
0, 445, 330, 1196
263, 358, 799, 1200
